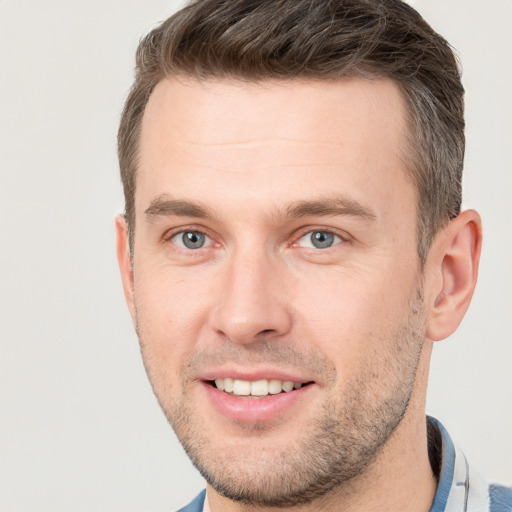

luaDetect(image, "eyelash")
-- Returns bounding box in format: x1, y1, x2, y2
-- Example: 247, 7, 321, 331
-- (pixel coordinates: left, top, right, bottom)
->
163, 226, 349, 254
163, 226, 217, 251
292, 228, 347, 250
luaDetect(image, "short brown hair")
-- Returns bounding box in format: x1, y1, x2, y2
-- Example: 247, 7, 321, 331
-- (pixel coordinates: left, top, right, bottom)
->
118, 0, 464, 263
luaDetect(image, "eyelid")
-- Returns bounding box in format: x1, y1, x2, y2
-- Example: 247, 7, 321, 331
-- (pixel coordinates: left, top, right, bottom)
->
291, 227, 350, 249
163, 225, 219, 249
172, 231, 213, 250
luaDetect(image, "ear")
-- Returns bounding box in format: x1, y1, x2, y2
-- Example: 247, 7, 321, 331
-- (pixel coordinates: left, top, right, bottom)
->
115, 215, 136, 321
425, 210, 482, 341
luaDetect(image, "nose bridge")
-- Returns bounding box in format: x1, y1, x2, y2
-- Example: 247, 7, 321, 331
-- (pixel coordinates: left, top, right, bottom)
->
209, 241, 291, 344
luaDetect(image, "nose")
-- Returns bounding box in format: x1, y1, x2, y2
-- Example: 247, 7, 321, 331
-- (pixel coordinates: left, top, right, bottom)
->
208, 249, 293, 344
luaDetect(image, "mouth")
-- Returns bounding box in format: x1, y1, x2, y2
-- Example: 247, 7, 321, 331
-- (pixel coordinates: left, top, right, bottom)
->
201, 375, 316, 422
208, 378, 313, 397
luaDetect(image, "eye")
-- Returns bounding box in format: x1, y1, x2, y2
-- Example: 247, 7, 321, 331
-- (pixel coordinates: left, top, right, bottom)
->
171, 230, 212, 250
297, 230, 342, 249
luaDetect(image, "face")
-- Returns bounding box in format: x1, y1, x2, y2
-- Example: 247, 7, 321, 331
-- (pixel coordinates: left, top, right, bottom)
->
120, 77, 429, 506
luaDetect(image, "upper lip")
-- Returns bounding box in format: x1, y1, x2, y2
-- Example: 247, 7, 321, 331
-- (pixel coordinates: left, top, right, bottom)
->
199, 367, 315, 384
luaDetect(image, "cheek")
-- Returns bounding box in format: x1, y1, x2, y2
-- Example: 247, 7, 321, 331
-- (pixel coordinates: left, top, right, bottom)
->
290, 265, 416, 363
133, 265, 217, 367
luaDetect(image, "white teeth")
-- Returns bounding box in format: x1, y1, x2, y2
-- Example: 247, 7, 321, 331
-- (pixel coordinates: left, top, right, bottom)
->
214, 378, 306, 396
282, 381, 294, 392
232, 379, 251, 396
250, 379, 269, 396
224, 378, 234, 393
268, 379, 282, 395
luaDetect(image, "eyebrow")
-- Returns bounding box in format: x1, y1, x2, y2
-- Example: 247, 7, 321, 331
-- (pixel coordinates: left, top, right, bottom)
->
145, 196, 214, 220
285, 197, 377, 221
144, 194, 377, 222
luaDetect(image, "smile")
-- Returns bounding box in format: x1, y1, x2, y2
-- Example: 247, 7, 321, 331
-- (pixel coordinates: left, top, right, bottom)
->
213, 378, 307, 397
201, 376, 316, 422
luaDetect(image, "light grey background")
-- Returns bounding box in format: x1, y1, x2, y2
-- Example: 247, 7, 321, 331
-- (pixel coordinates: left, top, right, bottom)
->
0, 1, 510, 510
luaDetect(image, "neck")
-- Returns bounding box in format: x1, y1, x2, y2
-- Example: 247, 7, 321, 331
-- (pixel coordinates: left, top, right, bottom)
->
207, 343, 437, 512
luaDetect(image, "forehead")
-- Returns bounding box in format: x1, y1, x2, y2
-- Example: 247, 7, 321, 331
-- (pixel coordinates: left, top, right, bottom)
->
137, 77, 414, 220
141, 76, 407, 151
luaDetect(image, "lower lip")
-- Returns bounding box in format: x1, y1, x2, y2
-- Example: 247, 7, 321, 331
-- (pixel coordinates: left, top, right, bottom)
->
200, 382, 313, 423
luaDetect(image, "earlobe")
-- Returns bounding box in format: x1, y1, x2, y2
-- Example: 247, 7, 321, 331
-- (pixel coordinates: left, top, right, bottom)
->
115, 215, 136, 320
426, 210, 482, 341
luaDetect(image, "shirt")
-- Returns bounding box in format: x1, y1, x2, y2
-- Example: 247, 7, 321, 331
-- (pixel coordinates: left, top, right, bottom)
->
175, 417, 512, 512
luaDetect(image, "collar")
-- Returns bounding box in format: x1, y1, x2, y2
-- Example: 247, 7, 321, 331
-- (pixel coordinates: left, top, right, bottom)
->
428, 416, 489, 512
199, 418, 490, 512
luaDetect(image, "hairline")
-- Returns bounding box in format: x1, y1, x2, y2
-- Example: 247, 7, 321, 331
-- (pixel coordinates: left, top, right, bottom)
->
126, 72, 432, 267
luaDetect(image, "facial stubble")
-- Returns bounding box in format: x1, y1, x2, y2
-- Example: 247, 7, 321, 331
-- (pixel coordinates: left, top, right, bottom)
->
135, 285, 426, 507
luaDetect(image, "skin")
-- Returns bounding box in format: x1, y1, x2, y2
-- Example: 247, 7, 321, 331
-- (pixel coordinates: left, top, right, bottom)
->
116, 77, 482, 511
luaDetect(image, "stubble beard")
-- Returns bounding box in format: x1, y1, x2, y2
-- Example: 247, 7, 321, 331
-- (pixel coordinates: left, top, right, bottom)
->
136, 286, 427, 507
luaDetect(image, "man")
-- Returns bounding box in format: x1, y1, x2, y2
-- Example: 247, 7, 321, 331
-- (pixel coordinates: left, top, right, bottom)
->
115, 0, 511, 510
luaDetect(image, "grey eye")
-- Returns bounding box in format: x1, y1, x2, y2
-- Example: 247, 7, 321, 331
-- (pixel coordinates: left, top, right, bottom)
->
174, 231, 207, 249
310, 231, 335, 248
297, 230, 342, 249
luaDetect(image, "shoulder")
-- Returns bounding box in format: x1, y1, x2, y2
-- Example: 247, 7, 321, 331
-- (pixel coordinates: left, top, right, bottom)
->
174, 489, 206, 512
428, 417, 511, 512
489, 484, 512, 512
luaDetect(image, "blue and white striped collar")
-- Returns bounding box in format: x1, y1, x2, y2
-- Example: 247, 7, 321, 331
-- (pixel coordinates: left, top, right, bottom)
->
428, 416, 509, 512
178, 417, 510, 512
